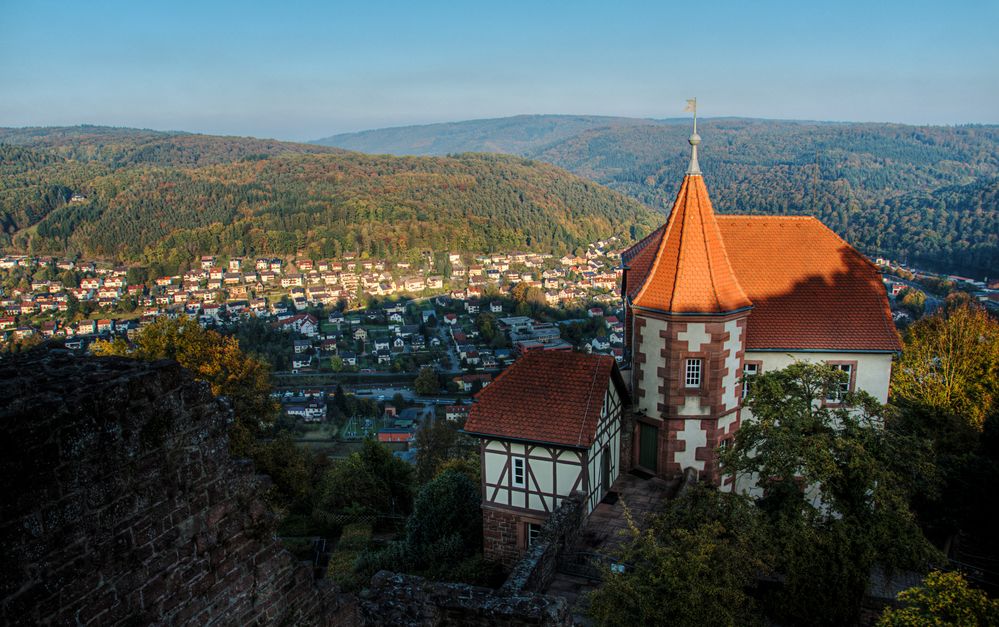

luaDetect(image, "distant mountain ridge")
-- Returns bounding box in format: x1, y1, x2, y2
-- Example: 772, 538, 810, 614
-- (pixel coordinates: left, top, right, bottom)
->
0, 126, 659, 270
312, 114, 675, 157
315, 115, 999, 276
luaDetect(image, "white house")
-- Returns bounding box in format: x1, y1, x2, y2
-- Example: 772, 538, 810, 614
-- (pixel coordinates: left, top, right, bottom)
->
464, 350, 628, 566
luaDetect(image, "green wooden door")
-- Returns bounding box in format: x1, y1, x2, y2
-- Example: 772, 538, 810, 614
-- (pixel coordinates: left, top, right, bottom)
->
639, 423, 658, 471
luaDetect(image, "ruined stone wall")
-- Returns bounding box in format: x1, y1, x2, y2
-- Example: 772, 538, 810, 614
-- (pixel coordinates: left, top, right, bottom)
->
360, 571, 571, 626
0, 348, 356, 625
500, 493, 585, 595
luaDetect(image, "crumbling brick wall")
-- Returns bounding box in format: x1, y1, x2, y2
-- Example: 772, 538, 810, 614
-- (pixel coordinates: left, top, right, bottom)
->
360, 571, 571, 626
0, 347, 356, 625
500, 493, 585, 595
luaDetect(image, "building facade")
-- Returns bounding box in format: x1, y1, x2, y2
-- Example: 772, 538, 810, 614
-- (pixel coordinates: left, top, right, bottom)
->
621, 130, 901, 486
464, 351, 628, 566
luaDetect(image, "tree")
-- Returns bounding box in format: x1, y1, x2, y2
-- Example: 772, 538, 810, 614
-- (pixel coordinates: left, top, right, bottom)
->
126, 266, 148, 286
91, 316, 277, 457
414, 366, 439, 396
60, 269, 79, 288
721, 362, 939, 625
404, 469, 482, 568
892, 303, 999, 431
877, 570, 999, 626
251, 432, 314, 512
898, 287, 927, 317
476, 313, 497, 342
64, 293, 79, 320
414, 419, 459, 483
588, 485, 769, 627
313, 439, 414, 521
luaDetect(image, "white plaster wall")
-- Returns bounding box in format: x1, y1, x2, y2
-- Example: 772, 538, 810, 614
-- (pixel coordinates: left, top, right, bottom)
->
556, 459, 580, 495
679, 396, 710, 416
637, 316, 668, 416
530, 450, 555, 497
718, 411, 738, 435
674, 419, 707, 472
743, 351, 893, 403
721, 319, 743, 412
677, 322, 710, 352
731, 351, 895, 497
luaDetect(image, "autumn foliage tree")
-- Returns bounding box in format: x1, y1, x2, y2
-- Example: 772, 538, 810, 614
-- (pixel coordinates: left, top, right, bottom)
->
892, 303, 999, 431
92, 316, 277, 456
877, 570, 999, 627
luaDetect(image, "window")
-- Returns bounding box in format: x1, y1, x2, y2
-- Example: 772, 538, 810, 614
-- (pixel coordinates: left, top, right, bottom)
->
742, 362, 760, 399
685, 358, 702, 388
526, 522, 543, 547
826, 363, 853, 403
512, 457, 526, 488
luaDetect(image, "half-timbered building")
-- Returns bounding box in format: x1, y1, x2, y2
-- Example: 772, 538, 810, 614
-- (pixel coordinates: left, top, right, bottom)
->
464, 350, 629, 566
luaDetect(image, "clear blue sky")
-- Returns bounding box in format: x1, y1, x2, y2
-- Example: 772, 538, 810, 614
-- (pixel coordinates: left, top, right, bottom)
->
2, 0, 997, 141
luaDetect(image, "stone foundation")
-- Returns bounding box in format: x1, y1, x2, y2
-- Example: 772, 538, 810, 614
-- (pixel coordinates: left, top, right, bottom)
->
482, 506, 523, 568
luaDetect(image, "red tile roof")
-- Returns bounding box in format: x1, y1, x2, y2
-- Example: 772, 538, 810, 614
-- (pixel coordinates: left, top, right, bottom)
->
464, 351, 628, 448
625, 213, 901, 352
631, 175, 751, 314
718, 216, 901, 351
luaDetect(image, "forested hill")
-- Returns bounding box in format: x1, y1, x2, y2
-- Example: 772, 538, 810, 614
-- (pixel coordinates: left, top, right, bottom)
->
0, 127, 660, 270
314, 116, 999, 276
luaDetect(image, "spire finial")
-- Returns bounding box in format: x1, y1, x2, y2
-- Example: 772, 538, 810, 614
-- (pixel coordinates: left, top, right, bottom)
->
684, 98, 701, 175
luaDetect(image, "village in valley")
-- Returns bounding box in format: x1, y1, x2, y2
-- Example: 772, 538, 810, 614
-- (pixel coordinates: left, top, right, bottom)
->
0, 239, 634, 451
3, 230, 996, 462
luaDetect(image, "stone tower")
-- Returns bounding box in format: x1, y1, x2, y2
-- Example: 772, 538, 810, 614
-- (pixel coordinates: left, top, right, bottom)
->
621, 123, 753, 485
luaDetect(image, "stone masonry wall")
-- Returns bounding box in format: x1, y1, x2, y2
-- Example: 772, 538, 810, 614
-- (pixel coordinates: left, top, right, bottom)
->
0, 347, 356, 625
360, 571, 571, 626
500, 493, 585, 596
482, 507, 521, 568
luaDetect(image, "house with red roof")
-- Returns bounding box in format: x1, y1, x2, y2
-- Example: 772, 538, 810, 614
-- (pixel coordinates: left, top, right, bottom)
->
620, 128, 901, 488
464, 350, 629, 566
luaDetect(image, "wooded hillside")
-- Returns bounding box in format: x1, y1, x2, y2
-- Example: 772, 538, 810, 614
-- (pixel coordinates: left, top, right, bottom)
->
316, 116, 999, 276
0, 127, 659, 270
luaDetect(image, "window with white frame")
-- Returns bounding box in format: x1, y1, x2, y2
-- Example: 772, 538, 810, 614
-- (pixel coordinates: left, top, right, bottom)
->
526, 522, 543, 547
742, 362, 760, 399
512, 457, 526, 488
826, 364, 853, 403
685, 358, 702, 388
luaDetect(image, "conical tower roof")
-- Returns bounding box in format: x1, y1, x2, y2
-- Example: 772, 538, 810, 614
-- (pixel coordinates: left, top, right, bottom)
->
631, 165, 752, 315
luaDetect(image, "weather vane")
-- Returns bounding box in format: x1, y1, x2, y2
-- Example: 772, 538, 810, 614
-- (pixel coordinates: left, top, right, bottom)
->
684, 98, 701, 175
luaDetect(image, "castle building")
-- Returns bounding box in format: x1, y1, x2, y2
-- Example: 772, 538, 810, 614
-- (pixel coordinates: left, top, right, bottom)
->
464, 350, 628, 566
621, 123, 901, 485
469, 117, 901, 564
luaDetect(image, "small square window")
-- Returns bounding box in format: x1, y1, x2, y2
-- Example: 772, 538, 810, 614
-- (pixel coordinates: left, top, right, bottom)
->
685, 358, 702, 388
742, 362, 759, 399
512, 457, 526, 488
826, 364, 853, 403
526, 522, 543, 547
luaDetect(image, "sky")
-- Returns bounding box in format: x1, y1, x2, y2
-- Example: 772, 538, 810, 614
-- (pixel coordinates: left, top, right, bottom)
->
1, 0, 997, 141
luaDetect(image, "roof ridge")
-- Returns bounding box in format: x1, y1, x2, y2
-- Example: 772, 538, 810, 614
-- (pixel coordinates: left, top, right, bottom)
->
697, 180, 722, 311
716, 215, 819, 221
632, 177, 686, 308
668, 178, 694, 311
